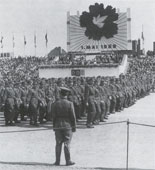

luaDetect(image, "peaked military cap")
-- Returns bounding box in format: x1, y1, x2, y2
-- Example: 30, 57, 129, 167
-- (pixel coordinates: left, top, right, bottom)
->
60, 87, 70, 93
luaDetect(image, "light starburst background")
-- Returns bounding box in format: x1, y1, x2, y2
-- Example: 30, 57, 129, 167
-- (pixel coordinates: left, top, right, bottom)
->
0, 0, 154, 56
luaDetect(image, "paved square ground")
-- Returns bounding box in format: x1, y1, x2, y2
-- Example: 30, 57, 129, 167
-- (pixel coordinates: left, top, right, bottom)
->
0, 93, 155, 170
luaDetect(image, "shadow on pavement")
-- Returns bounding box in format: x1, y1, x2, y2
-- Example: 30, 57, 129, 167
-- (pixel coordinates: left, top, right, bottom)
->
0, 161, 154, 170
94, 168, 154, 170
0, 119, 89, 133
0, 161, 76, 167
0, 128, 51, 133
0, 161, 53, 166
0, 125, 88, 133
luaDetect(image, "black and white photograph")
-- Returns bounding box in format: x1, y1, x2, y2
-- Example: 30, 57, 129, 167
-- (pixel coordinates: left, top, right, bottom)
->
0, 0, 155, 169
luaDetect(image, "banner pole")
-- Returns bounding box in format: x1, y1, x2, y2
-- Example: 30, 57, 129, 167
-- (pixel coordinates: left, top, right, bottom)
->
13, 47, 14, 58
24, 44, 25, 58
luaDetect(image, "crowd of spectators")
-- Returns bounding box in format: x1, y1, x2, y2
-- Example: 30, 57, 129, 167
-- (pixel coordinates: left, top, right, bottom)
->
0, 55, 154, 83
0, 53, 123, 82
127, 56, 155, 75
0, 56, 45, 81
51, 53, 124, 66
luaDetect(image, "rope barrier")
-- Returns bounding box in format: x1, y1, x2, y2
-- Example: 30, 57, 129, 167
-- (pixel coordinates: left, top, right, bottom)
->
129, 122, 155, 128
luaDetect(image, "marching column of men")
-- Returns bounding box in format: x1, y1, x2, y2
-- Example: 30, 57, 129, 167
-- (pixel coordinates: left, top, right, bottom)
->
0, 71, 153, 127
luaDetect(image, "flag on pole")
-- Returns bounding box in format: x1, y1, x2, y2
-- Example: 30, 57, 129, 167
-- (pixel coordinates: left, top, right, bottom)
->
141, 25, 145, 55
24, 36, 26, 46
34, 33, 37, 48
45, 32, 48, 47
0, 36, 3, 48
141, 31, 144, 42
141, 25, 144, 43
13, 35, 15, 48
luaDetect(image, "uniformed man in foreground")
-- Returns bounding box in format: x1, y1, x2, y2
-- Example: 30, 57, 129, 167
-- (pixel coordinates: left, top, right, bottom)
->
53, 87, 76, 166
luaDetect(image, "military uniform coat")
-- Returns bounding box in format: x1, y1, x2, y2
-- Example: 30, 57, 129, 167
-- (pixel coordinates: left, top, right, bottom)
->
53, 97, 76, 130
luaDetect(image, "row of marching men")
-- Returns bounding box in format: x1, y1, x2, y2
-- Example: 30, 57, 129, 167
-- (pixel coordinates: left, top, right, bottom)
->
0, 71, 153, 127
0, 80, 55, 126
84, 72, 152, 128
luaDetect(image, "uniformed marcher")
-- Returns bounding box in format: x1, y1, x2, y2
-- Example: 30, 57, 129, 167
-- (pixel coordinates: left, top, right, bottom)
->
54, 78, 64, 101
0, 80, 5, 112
27, 81, 42, 126
3, 81, 16, 126
67, 78, 81, 121
20, 81, 29, 121
38, 82, 47, 124
109, 78, 117, 113
84, 77, 96, 128
98, 79, 108, 121
53, 87, 76, 166
14, 82, 22, 123
93, 79, 102, 124
45, 82, 55, 121
78, 78, 86, 117
104, 79, 112, 115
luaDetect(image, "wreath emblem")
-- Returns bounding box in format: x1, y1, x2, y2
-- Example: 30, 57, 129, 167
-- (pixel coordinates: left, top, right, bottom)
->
80, 3, 118, 40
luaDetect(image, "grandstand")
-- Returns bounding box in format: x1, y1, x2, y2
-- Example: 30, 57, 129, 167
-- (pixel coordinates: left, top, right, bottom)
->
39, 4, 132, 79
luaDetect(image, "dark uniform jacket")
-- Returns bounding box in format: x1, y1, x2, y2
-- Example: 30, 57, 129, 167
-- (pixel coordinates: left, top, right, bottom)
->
68, 86, 80, 105
3, 87, 16, 107
27, 88, 41, 108
84, 84, 96, 104
53, 97, 76, 131
20, 87, 28, 106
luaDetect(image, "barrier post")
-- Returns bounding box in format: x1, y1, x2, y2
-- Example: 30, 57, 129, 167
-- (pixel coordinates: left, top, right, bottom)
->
126, 119, 130, 170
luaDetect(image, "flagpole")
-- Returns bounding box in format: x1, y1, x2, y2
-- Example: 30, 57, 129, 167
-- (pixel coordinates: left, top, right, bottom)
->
2, 46, 3, 59
34, 31, 36, 57
24, 35, 25, 58
142, 25, 143, 45
12, 33, 14, 58
45, 31, 48, 58
2, 44, 4, 58
35, 46, 36, 57
46, 37, 48, 58
141, 25, 145, 55
24, 43, 25, 57
47, 44, 48, 57
24, 34, 27, 58
1, 33, 3, 59
13, 46, 14, 58
46, 44, 48, 58
1, 43, 2, 59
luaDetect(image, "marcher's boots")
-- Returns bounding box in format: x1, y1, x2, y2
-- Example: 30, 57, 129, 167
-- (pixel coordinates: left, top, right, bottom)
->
5, 121, 9, 126
64, 144, 75, 166
86, 123, 94, 128
55, 145, 61, 165
34, 122, 39, 127
66, 161, 75, 166
15, 120, 21, 123
53, 161, 60, 166
9, 121, 15, 126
